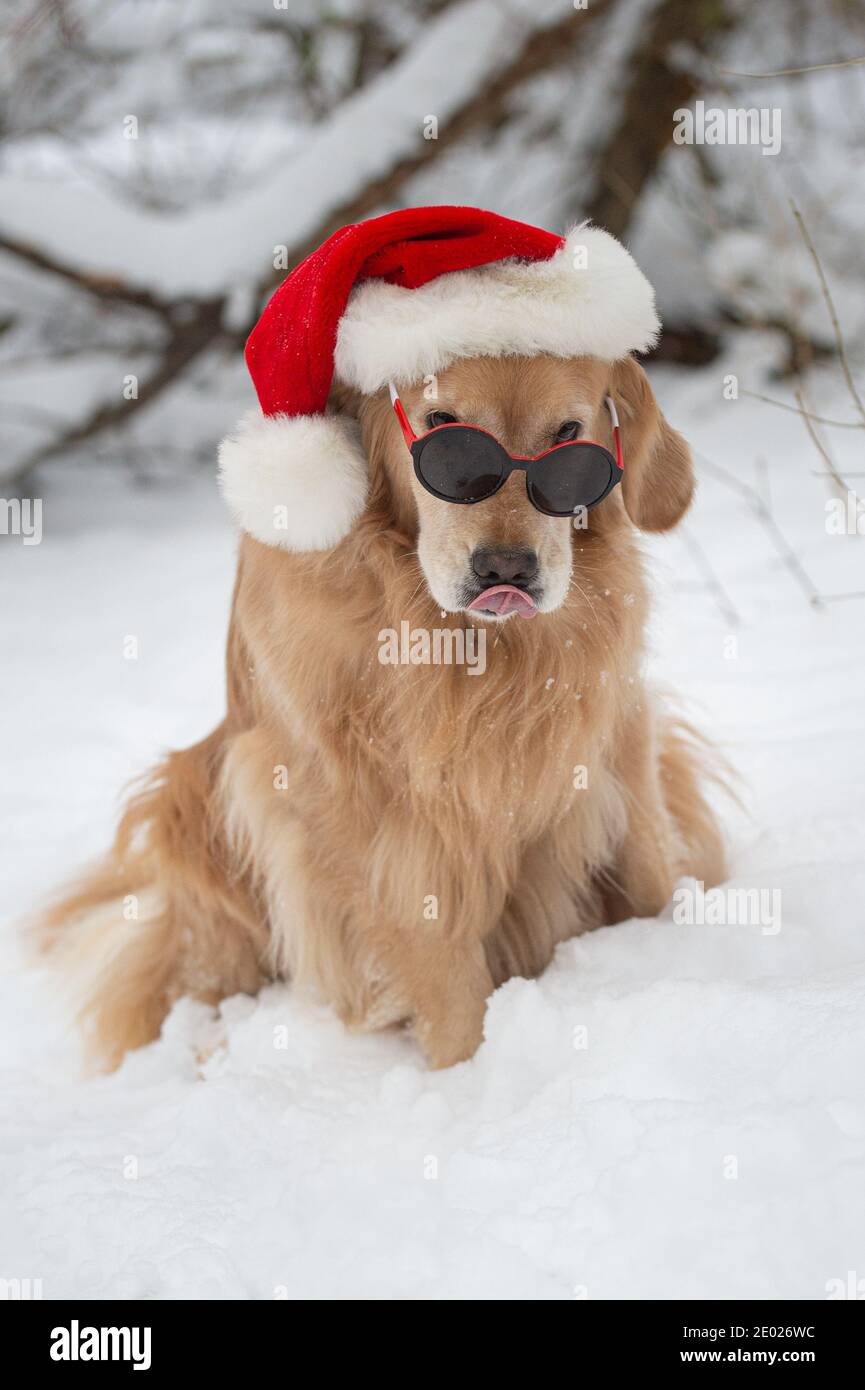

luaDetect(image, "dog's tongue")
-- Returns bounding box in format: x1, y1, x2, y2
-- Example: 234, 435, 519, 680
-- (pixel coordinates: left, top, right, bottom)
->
467, 584, 537, 619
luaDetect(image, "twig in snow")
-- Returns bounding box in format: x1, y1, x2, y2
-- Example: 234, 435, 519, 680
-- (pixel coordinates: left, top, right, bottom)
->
819, 590, 865, 604
679, 524, 741, 627
695, 452, 758, 505
739, 389, 864, 430
695, 451, 824, 608
751, 478, 824, 609
790, 200, 865, 428
754, 454, 771, 513
793, 386, 856, 502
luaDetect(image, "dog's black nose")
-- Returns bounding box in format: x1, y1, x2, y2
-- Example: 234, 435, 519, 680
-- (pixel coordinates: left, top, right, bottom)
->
471, 547, 539, 587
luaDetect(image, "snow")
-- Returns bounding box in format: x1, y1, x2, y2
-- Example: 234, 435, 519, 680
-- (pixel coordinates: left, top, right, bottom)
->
1, 350, 863, 1299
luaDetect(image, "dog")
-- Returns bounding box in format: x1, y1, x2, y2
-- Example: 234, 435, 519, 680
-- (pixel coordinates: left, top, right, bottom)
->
39, 348, 726, 1071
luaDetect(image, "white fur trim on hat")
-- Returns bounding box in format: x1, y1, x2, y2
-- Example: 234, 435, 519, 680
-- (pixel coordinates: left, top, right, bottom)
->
334, 224, 660, 393
218, 410, 368, 551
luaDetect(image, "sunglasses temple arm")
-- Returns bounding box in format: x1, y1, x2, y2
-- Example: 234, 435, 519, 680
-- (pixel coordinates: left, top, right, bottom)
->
389, 381, 416, 450
605, 395, 623, 471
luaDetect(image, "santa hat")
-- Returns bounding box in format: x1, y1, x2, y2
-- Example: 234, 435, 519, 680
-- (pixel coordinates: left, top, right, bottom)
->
219, 205, 660, 551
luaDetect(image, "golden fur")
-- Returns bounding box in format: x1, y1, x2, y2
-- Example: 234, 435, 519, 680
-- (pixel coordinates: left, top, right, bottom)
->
39, 354, 726, 1071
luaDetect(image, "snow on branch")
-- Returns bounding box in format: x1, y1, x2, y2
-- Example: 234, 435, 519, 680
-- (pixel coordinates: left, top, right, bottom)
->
0, 0, 599, 301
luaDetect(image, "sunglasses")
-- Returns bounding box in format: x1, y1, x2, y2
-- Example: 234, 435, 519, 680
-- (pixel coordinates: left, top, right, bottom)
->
389, 383, 623, 518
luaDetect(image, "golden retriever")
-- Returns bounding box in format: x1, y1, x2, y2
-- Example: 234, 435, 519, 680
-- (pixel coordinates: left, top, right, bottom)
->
40, 351, 725, 1071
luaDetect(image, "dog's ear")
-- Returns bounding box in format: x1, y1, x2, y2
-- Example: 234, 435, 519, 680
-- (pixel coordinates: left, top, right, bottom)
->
609, 356, 694, 532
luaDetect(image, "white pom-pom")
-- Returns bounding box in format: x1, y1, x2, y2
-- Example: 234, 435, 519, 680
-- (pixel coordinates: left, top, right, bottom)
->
218, 411, 368, 551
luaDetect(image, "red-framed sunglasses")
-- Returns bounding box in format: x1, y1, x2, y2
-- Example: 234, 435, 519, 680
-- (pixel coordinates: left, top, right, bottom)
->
389, 383, 623, 518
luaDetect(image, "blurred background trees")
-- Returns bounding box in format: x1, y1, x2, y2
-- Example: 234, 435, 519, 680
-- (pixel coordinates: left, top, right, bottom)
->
1, 0, 864, 495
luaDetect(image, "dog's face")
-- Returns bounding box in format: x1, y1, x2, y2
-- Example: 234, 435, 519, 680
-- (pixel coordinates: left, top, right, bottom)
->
362, 353, 695, 620
398, 356, 607, 618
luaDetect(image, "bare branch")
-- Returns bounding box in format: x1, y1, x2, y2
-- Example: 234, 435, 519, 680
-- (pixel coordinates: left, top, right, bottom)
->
7, 297, 226, 494
256, 0, 613, 288
0, 231, 171, 316
717, 55, 865, 79
582, 0, 732, 238
6, 0, 611, 490
740, 388, 864, 429
790, 199, 865, 428
679, 524, 741, 627
793, 386, 855, 501
751, 475, 824, 608
694, 450, 824, 607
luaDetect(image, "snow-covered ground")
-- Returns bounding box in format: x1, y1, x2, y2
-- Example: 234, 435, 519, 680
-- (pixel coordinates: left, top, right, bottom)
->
1, 348, 864, 1300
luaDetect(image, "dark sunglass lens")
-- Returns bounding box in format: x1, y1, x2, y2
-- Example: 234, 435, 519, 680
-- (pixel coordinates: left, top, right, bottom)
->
417, 428, 504, 502
529, 444, 615, 515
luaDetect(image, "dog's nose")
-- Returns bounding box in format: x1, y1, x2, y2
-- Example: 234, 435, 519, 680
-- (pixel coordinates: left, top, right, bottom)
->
471, 547, 539, 587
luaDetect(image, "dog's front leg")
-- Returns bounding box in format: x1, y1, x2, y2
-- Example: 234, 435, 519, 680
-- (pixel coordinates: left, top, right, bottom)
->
369, 922, 494, 1069
351, 812, 500, 1067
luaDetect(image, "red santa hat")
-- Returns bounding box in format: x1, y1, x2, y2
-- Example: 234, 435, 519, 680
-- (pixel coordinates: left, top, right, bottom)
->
219, 205, 660, 551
